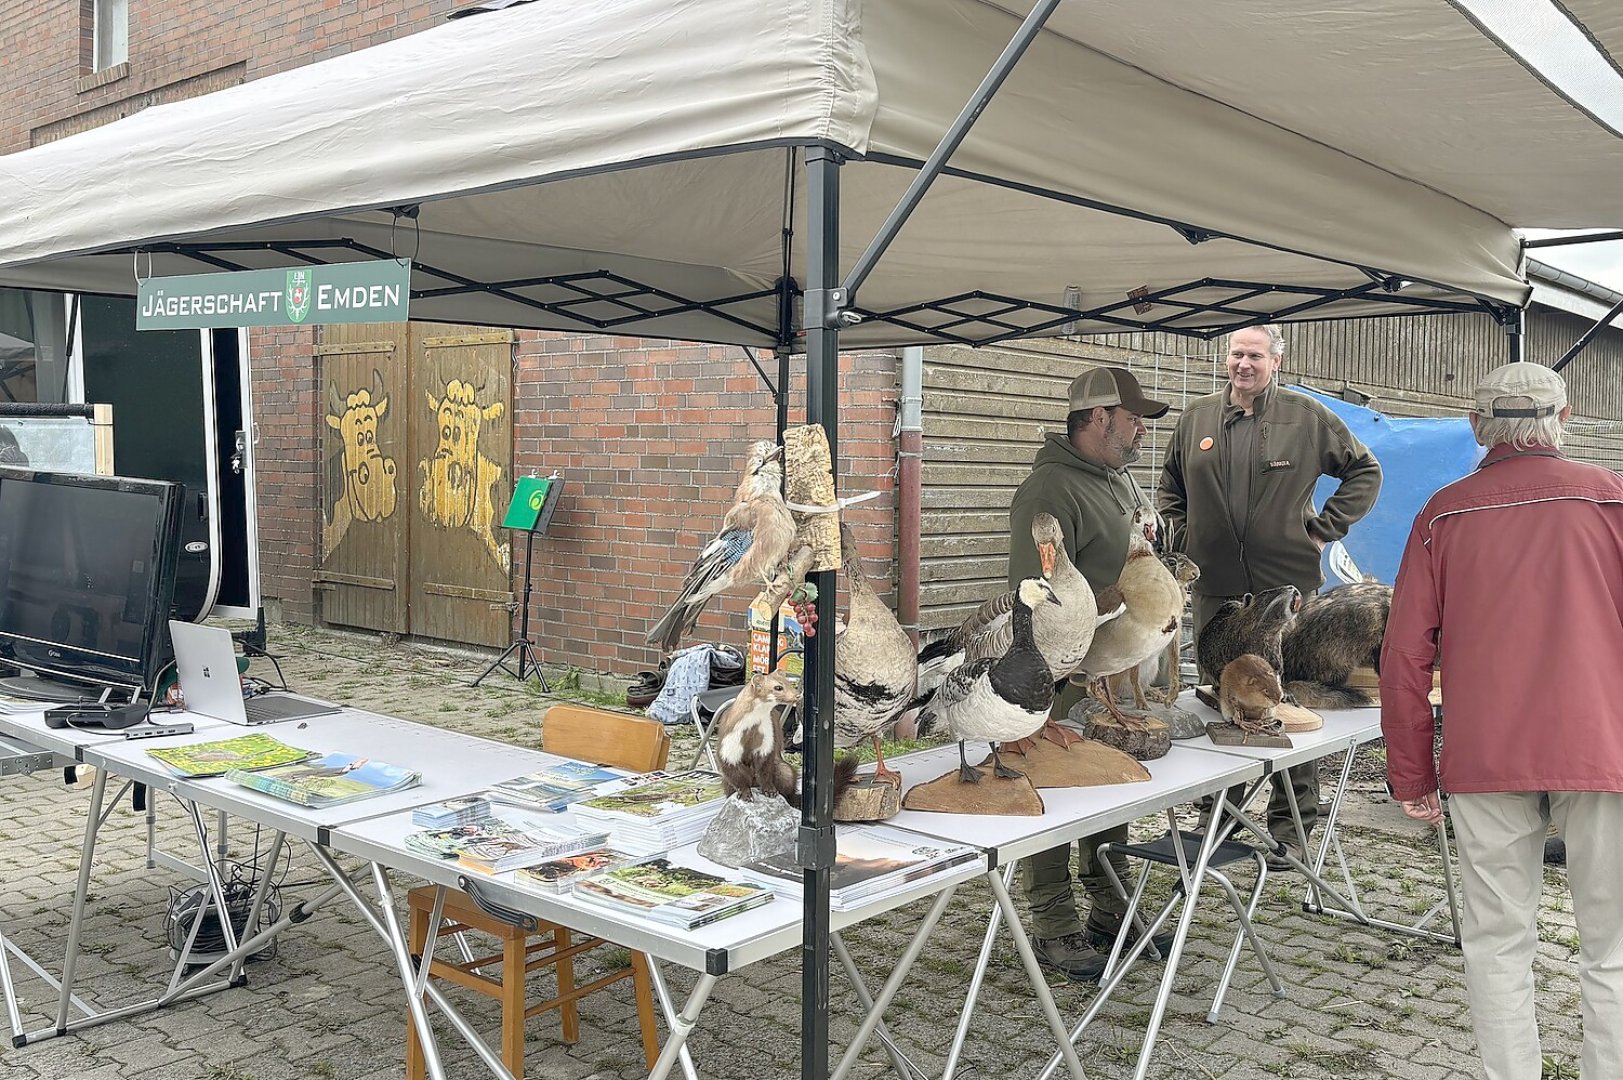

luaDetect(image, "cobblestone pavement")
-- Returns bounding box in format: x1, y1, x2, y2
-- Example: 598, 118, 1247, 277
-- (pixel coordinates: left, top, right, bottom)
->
0, 625, 1586, 1079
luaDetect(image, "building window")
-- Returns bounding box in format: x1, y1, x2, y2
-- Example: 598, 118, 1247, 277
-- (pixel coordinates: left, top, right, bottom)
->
93, 0, 128, 71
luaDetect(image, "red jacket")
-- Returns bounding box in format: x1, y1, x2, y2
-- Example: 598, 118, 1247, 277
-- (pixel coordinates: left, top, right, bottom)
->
1381, 444, 1623, 800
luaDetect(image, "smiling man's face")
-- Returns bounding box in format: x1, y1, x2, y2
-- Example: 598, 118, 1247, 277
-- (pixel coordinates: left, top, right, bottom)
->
1226, 328, 1281, 400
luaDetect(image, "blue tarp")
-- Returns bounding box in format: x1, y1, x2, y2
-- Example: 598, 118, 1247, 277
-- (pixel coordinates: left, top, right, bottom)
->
1292, 384, 1482, 587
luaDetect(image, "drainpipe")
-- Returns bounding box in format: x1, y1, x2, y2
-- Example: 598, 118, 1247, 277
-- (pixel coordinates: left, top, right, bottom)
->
897, 346, 924, 645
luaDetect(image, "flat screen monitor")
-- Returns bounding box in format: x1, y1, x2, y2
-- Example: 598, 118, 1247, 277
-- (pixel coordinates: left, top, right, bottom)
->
0, 467, 184, 695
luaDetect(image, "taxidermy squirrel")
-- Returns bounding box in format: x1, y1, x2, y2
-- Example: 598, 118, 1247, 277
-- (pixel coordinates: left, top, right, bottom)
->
1281, 581, 1392, 709
715, 672, 856, 806
1218, 654, 1285, 735
1196, 584, 1301, 692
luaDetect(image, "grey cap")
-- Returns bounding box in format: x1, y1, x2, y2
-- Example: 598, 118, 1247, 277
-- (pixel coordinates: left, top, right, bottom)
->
1068, 367, 1169, 419
1474, 363, 1566, 418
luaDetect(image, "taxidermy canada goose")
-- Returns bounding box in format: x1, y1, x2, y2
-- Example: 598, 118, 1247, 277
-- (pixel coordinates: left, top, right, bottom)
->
916, 577, 1060, 784
833, 524, 918, 787
1075, 508, 1186, 731
914, 513, 1123, 730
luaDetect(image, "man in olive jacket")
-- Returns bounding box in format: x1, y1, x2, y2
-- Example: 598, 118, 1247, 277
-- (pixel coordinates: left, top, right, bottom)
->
1007, 365, 1173, 981
1158, 324, 1381, 865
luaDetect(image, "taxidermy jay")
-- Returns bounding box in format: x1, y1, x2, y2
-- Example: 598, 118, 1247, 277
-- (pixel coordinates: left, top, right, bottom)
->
645, 441, 796, 653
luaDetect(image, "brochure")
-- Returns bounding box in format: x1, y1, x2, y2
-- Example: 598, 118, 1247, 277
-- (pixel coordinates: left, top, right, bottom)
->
223, 751, 420, 808
147, 733, 315, 779
485, 761, 638, 812
512, 850, 651, 894
572, 858, 774, 930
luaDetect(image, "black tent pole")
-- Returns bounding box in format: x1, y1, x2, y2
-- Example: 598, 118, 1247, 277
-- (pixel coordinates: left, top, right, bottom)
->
1504, 306, 1526, 363
800, 144, 842, 1080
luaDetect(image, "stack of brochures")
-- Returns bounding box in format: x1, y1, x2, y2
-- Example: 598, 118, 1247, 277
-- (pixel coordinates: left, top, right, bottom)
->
571, 858, 774, 930
513, 850, 651, 894
742, 823, 981, 912
223, 751, 420, 808
455, 823, 611, 875
571, 771, 726, 856
485, 761, 641, 813
412, 796, 492, 829
147, 733, 314, 779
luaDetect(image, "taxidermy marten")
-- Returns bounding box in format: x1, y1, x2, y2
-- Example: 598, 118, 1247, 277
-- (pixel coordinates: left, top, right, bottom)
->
1281, 581, 1392, 709
715, 672, 856, 807
1197, 584, 1301, 691
1218, 654, 1285, 735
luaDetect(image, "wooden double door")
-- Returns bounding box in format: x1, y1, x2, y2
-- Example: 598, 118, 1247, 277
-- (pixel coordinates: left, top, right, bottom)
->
315, 322, 515, 648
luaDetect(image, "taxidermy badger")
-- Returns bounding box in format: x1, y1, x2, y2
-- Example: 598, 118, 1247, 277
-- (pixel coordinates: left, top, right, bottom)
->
1197, 585, 1300, 692
1281, 581, 1392, 709
1218, 654, 1285, 735
715, 672, 855, 806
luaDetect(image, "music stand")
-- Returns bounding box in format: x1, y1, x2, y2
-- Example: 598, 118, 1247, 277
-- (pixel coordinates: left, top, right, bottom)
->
472, 472, 564, 689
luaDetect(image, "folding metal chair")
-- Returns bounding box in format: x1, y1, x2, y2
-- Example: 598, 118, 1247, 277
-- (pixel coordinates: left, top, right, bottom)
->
1097, 829, 1284, 1023
685, 684, 743, 770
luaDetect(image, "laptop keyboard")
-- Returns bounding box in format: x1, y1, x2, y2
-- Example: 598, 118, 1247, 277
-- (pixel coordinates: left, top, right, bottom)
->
242, 694, 332, 724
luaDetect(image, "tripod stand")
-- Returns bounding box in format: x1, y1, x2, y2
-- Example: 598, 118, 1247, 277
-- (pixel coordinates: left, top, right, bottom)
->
472, 473, 562, 689
472, 526, 548, 689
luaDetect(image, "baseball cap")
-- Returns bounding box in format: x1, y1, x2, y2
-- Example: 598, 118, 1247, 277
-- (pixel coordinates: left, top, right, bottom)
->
1474, 363, 1566, 418
1068, 367, 1169, 419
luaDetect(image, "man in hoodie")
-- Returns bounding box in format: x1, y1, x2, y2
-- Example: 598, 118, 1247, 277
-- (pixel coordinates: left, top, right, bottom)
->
1007, 365, 1173, 982
1158, 324, 1381, 868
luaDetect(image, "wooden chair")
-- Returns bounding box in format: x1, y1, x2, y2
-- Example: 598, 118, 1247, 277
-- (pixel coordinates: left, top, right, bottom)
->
406, 704, 670, 1079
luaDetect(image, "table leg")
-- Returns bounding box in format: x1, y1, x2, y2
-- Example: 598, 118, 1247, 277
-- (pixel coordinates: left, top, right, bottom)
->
986, 869, 1090, 1080
939, 863, 1015, 1080
644, 959, 702, 1080
54, 764, 109, 1032
829, 883, 957, 1080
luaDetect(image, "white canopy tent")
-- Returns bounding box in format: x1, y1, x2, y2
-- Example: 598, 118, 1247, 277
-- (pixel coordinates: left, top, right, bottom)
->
4, 3, 1623, 1078
4, 0, 1619, 349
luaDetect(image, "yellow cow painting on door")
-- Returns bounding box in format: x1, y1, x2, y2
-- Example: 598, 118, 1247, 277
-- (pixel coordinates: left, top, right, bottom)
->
324, 373, 399, 556
418, 378, 511, 571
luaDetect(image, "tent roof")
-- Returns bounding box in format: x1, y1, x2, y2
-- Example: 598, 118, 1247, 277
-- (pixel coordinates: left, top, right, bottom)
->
2, 0, 1619, 347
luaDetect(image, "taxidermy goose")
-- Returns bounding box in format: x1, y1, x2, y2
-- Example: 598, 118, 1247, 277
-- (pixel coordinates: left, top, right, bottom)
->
833, 524, 918, 788
916, 577, 1060, 784
914, 513, 1123, 721
645, 441, 795, 653
1073, 508, 1186, 731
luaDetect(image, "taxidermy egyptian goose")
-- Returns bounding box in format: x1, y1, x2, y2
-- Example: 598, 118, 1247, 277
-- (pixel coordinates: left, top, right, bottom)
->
833, 524, 917, 788
645, 441, 795, 653
916, 578, 1060, 784
914, 513, 1123, 726
1135, 550, 1200, 706
1074, 508, 1185, 731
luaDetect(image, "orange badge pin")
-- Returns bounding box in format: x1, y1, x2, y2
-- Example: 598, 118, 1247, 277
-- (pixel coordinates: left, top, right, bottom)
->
1199, 436, 1214, 451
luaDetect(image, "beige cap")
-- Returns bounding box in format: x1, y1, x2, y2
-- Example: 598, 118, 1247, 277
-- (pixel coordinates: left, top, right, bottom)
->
1474, 363, 1567, 418
1068, 366, 1169, 419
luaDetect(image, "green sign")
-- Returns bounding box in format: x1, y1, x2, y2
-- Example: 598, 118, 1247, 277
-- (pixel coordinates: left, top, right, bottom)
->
501, 476, 553, 531
137, 259, 411, 330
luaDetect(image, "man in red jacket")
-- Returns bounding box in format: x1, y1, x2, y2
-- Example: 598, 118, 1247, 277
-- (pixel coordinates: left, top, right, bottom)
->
1382, 361, 1623, 1080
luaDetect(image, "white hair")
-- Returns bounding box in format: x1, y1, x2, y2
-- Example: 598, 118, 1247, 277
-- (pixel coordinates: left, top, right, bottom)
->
1230, 324, 1286, 358
1471, 410, 1567, 451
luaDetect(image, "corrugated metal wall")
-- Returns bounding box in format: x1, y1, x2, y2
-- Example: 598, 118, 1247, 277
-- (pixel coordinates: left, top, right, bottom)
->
917, 308, 1623, 631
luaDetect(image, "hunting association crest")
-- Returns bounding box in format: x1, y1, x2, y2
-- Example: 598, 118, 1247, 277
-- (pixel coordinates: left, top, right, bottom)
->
285, 269, 313, 323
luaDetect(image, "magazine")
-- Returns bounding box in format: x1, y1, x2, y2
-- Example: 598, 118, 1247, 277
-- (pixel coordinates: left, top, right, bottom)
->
147, 733, 315, 779
572, 858, 774, 930
485, 761, 638, 812
412, 796, 492, 829
744, 823, 981, 910
405, 818, 540, 860
224, 751, 420, 808
455, 824, 611, 874
574, 771, 724, 819
512, 850, 650, 894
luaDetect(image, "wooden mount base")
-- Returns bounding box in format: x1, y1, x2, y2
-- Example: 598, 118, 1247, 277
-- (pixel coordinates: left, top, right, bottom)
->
902, 765, 1045, 816
986, 737, 1150, 789
1071, 700, 1171, 761
1204, 720, 1293, 748
834, 774, 903, 821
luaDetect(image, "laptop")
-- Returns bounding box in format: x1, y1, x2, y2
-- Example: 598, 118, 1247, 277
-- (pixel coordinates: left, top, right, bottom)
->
169, 621, 340, 725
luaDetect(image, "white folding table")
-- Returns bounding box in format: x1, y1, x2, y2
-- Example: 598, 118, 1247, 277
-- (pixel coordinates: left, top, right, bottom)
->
1175, 692, 1461, 946
885, 741, 1267, 1080
332, 807, 993, 1080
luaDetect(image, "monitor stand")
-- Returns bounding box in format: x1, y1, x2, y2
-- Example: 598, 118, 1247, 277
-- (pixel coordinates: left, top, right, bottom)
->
0, 673, 99, 704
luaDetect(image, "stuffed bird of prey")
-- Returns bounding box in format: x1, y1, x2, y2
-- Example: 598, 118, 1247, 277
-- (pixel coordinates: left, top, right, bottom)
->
645, 441, 796, 653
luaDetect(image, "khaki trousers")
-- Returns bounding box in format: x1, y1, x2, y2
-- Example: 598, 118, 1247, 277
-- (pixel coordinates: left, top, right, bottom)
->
1450, 791, 1623, 1080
